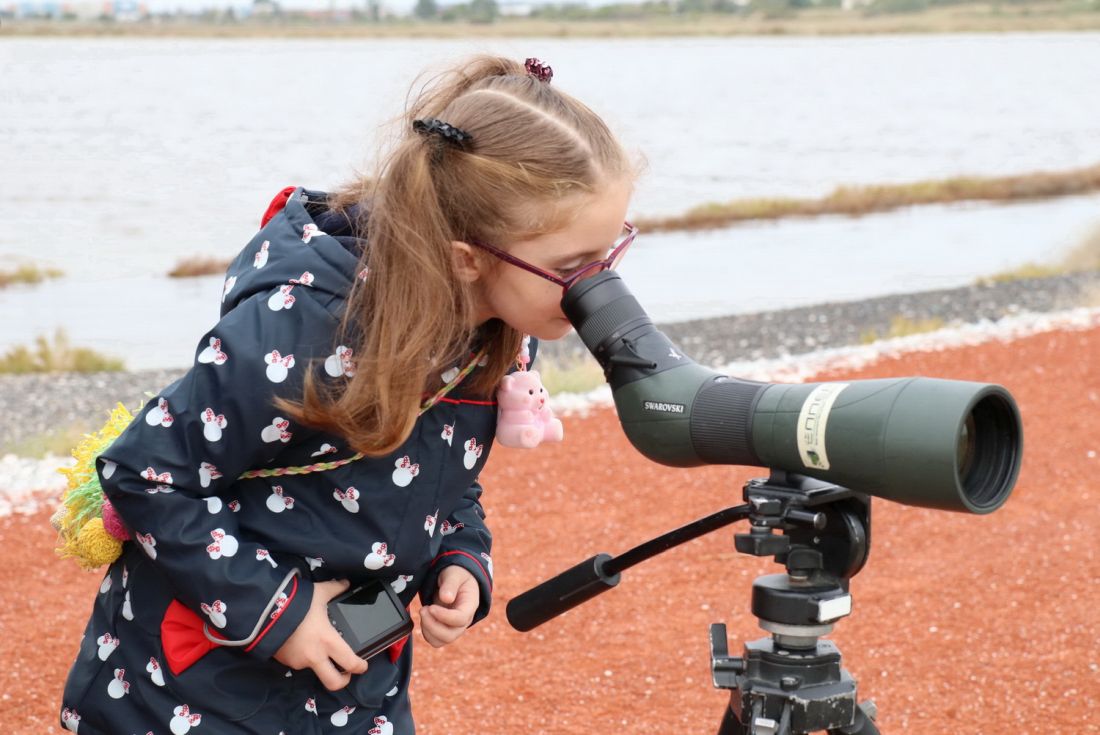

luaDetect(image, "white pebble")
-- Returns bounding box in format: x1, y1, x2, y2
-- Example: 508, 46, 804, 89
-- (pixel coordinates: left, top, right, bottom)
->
0, 453, 74, 518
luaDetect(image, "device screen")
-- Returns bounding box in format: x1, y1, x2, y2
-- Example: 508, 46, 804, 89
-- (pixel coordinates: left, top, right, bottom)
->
333, 583, 404, 642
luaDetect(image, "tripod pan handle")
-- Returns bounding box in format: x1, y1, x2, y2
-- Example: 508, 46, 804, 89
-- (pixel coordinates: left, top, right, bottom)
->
506, 553, 621, 632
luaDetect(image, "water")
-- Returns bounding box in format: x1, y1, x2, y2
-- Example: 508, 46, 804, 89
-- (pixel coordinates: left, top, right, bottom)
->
2, 34, 1099, 368
621, 195, 1100, 321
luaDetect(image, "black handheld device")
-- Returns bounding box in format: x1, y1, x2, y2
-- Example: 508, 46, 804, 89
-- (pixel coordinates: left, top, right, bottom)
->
327, 579, 413, 665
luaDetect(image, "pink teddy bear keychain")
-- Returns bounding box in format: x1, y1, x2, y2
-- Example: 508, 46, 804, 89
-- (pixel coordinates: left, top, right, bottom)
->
495, 336, 564, 449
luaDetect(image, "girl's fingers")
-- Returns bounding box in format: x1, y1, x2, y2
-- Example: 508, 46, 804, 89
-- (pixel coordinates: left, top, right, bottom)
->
314, 657, 353, 692
421, 626, 443, 648
317, 578, 352, 601
328, 632, 369, 676
421, 606, 473, 645
424, 603, 472, 628
452, 582, 478, 612
419, 608, 453, 647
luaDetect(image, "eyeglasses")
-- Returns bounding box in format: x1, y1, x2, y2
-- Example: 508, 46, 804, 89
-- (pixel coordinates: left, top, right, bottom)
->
470, 222, 637, 295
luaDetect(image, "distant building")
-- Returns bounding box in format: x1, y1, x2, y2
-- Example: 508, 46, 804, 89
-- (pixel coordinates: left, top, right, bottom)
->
7, 0, 148, 19
498, 0, 535, 15
251, 0, 279, 17
109, 0, 147, 21
11, 1, 63, 17
61, 2, 99, 18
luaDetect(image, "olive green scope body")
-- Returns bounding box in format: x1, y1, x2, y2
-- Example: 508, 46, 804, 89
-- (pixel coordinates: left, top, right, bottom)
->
562, 273, 1022, 515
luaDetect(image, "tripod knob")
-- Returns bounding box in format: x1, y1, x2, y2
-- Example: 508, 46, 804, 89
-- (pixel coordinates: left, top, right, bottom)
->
735, 527, 790, 556
752, 717, 781, 735
709, 623, 745, 690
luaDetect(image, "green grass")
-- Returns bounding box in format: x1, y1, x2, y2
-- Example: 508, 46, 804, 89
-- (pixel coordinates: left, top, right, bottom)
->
979, 263, 1065, 284
636, 162, 1100, 233
168, 256, 232, 278
0, 329, 125, 374
860, 315, 947, 344
535, 354, 607, 395
0, 263, 64, 288
0, 423, 92, 459
979, 223, 1100, 284
1084, 281, 1100, 308
1057, 223, 1100, 273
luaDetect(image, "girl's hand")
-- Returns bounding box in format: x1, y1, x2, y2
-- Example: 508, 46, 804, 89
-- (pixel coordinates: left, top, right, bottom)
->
420, 566, 479, 648
274, 579, 369, 691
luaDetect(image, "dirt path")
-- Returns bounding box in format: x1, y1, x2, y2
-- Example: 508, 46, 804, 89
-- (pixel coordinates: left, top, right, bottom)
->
3, 325, 1098, 734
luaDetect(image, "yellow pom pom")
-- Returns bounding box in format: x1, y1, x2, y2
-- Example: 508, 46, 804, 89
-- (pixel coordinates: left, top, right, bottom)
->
51, 401, 139, 570
50, 505, 69, 532
58, 403, 135, 491
73, 518, 123, 570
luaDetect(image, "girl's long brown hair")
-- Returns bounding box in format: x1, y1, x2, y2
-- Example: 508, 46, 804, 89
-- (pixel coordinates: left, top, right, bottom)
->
283, 55, 632, 456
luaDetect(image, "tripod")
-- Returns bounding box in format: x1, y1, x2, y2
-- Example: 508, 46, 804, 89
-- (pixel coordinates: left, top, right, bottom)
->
711, 472, 879, 735
506, 471, 883, 735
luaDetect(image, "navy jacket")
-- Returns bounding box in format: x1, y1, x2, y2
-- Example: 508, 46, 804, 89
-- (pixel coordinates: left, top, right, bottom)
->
60, 188, 526, 733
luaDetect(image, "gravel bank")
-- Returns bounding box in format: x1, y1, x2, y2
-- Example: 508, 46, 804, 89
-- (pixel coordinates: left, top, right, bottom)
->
2, 270, 1098, 454
539, 270, 1100, 366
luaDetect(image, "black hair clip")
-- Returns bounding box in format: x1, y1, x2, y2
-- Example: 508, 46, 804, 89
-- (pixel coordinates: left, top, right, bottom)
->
524, 58, 553, 84
412, 118, 473, 150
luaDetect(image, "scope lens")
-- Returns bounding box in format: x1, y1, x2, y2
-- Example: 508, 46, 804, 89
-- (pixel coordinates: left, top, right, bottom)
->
957, 393, 1021, 511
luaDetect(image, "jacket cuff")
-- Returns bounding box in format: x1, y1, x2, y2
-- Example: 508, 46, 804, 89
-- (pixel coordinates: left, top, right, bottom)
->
420, 550, 493, 626
244, 575, 314, 661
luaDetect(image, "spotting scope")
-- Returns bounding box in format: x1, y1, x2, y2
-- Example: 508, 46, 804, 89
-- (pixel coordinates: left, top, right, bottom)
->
560, 272, 1022, 514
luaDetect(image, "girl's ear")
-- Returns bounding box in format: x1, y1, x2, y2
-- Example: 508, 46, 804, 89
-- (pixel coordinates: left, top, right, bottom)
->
450, 241, 485, 283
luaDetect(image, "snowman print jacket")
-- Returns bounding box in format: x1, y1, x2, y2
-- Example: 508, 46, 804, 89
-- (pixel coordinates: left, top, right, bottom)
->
60, 188, 529, 734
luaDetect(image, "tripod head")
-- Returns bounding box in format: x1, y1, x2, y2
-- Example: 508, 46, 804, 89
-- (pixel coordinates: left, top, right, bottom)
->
735, 470, 870, 583
731, 471, 869, 648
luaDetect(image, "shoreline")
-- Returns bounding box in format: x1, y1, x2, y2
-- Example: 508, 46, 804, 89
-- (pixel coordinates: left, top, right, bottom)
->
3, 272, 1098, 515
6, 8, 1100, 38
635, 165, 1100, 234
5, 301, 1098, 517
2, 269, 1097, 455
536, 269, 1100, 365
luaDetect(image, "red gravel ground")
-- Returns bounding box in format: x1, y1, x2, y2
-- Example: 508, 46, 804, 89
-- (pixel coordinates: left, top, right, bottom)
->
3, 325, 1098, 734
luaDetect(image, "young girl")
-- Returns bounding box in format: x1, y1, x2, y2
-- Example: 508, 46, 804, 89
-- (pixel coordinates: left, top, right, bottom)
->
59, 55, 636, 734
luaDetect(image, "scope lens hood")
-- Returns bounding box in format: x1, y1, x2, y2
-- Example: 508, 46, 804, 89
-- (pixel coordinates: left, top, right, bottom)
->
957, 389, 1021, 512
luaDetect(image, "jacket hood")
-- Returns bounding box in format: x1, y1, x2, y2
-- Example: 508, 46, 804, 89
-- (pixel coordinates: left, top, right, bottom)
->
220, 187, 364, 320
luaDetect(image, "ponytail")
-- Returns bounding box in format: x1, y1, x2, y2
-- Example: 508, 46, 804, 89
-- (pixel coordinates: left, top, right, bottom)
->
283, 55, 631, 456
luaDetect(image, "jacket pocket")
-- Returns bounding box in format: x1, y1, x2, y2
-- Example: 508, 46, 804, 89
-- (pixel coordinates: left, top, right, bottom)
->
344, 655, 398, 710
159, 628, 285, 722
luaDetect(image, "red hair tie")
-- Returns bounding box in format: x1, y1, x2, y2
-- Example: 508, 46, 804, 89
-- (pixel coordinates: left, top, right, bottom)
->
524, 58, 553, 84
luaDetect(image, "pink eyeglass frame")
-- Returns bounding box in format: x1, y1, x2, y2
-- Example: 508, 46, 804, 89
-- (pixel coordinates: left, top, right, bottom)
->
470, 221, 638, 294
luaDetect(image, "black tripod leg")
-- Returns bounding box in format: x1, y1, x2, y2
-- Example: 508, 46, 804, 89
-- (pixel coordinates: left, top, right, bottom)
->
718, 706, 747, 735
718, 696, 748, 735
830, 703, 880, 735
